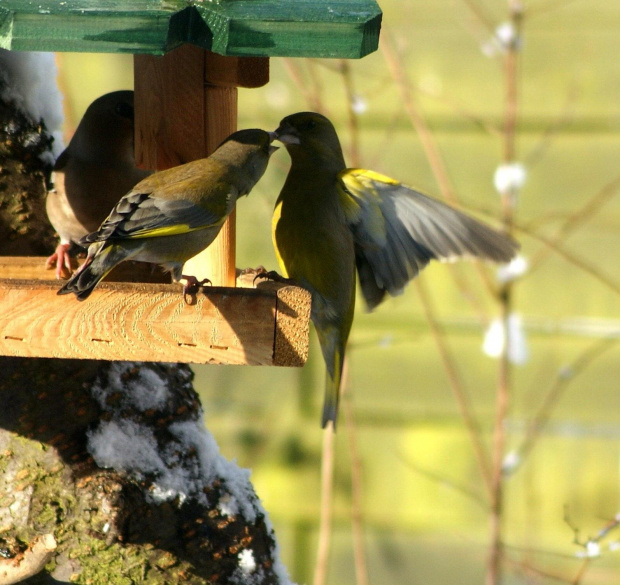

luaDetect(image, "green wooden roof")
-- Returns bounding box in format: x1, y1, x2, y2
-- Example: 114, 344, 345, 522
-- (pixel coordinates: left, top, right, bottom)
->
0, 0, 382, 58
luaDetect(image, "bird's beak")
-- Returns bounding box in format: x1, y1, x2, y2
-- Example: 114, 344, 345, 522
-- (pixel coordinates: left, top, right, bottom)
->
273, 124, 301, 145
266, 132, 279, 155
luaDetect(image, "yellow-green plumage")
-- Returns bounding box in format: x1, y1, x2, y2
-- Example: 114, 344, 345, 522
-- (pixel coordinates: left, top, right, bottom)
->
272, 141, 356, 427
59, 129, 276, 301
272, 112, 519, 429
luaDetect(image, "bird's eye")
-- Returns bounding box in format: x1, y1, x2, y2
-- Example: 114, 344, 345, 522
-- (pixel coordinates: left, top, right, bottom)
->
305, 120, 316, 130
114, 102, 134, 120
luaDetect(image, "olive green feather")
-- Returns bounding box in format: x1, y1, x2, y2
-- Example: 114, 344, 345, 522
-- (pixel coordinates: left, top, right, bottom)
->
272, 112, 518, 428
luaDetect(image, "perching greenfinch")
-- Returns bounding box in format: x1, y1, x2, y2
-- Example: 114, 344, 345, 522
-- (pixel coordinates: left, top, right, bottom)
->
58, 128, 277, 301
46, 91, 151, 278
271, 112, 519, 428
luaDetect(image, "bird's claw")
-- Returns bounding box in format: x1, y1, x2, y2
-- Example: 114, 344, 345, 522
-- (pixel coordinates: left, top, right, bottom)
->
253, 269, 294, 286
181, 275, 212, 305
46, 243, 77, 279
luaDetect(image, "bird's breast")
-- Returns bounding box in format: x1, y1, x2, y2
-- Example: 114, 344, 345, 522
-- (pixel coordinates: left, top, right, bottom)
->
272, 189, 355, 312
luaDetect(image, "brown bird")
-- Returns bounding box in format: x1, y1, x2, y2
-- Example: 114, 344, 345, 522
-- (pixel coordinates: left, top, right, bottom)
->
46, 90, 151, 278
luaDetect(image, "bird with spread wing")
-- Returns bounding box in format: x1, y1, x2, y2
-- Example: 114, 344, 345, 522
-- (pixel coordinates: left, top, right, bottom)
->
267, 112, 519, 428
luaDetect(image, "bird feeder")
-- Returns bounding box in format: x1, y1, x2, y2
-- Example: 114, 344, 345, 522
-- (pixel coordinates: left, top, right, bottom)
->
0, 0, 382, 366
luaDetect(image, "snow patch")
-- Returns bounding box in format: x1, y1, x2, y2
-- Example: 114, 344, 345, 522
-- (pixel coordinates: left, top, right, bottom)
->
86, 362, 296, 583
91, 362, 171, 411
0, 49, 64, 160
87, 420, 164, 476
238, 549, 257, 575
218, 494, 240, 517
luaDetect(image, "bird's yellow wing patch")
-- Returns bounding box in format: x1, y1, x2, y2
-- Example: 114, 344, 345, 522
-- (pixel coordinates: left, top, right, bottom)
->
127, 223, 214, 239
344, 168, 400, 187
271, 200, 290, 278
338, 168, 394, 244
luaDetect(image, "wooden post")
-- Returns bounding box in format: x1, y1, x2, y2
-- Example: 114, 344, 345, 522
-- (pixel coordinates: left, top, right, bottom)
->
134, 45, 269, 286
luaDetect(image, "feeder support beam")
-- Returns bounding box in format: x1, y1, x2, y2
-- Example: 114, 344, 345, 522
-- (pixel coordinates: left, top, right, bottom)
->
134, 45, 269, 286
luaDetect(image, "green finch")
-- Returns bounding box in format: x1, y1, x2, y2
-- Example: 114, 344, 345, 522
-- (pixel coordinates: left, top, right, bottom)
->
46, 91, 151, 278
58, 129, 277, 301
271, 112, 519, 428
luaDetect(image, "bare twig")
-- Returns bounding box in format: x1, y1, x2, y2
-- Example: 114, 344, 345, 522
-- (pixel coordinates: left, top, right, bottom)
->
314, 417, 336, 585
562, 505, 620, 584
339, 60, 361, 168
487, 3, 523, 584
513, 223, 620, 294
379, 29, 459, 205
523, 83, 579, 168
527, 0, 583, 19
282, 58, 328, 114
342, 359, 370, 585
414, 278, 493, 494
570, 560, 590, 585
381, 27, 502, 304
399, 454, 489, 511
461, 0, 498, 34
516, 338, 618, 466
505, 554, 575, 583
594, 514, 620, 542
565, 505, 620, 550
527, 175, 620, 274
415, 84, 503, 138
307, 60, 330, 115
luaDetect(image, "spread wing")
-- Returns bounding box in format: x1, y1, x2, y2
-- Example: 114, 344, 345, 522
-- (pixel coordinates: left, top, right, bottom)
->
338, 168, 519, 310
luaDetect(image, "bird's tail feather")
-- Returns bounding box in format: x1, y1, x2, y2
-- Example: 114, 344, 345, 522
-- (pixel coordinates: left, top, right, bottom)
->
57, 243, 131, 301
321, 347, 343, 430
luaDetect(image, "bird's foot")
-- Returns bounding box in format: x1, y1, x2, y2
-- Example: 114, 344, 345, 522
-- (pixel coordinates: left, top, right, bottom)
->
253, 269, 296, 286
181, 275, 212, 305
45, 243, 77, 279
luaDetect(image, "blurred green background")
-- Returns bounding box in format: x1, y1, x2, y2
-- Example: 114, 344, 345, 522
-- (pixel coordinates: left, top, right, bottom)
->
56, 1, 618, 583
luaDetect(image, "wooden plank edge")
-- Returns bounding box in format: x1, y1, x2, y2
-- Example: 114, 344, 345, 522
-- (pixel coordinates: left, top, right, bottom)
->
0, 276, 310, 367
0, 256, 170, 283
237, 270, 311, 367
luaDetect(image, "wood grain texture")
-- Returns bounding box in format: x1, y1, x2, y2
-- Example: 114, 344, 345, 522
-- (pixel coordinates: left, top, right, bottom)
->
134, 44, 208, 170
183, 83, 238, 287
204, 52, 269, 88
236, 270, 311, 367
273, 284, 311, 367
0, 257, 171, 283
134, 45, 243, 287
0, 274, 311, 367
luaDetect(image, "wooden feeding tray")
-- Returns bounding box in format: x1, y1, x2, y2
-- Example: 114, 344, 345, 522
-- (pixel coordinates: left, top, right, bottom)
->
0, 258, 311, 366
0, 0, 382, 365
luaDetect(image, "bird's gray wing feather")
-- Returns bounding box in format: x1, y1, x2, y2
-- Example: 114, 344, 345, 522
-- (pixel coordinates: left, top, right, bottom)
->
81, 191, 224, 245
339, 169, 519, 310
